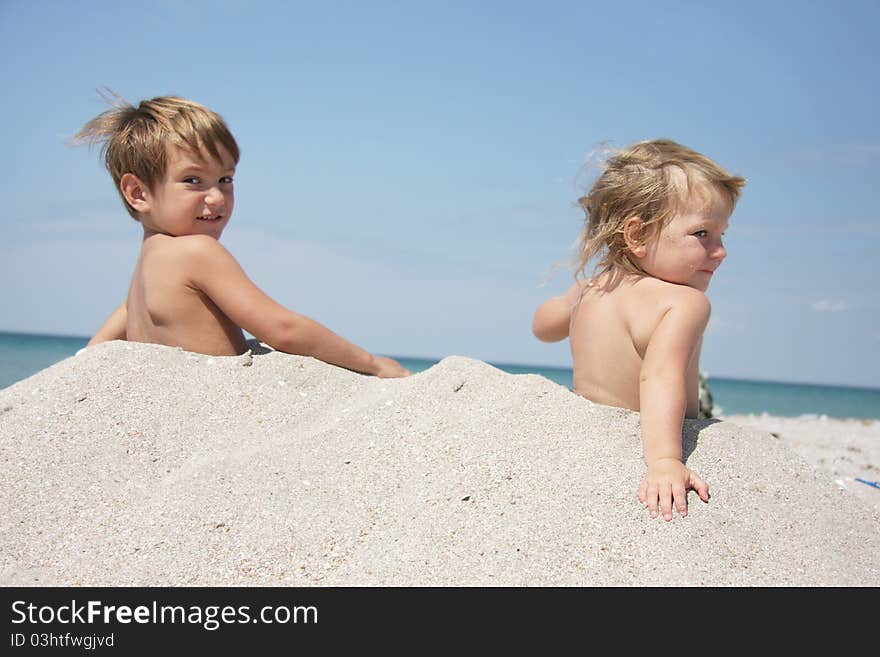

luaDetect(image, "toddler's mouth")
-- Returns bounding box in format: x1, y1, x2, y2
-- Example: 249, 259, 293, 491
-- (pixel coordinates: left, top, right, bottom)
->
197, 215, 223, 223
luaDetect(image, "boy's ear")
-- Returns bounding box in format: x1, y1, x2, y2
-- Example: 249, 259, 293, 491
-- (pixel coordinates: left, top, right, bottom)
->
623, 216, 647, 258
119, 173, 151, 214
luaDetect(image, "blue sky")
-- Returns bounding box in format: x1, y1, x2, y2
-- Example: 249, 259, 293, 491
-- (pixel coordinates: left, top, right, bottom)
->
1, 0, 878, 388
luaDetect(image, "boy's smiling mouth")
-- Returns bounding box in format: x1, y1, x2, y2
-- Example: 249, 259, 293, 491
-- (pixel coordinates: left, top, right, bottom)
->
197, 215, 223, 223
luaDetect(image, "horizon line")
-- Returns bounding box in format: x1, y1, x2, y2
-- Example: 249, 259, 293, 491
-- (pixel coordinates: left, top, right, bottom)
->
1, 328, 877, 393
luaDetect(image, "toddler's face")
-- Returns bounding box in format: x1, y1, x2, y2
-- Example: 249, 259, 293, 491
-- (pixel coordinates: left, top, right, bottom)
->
142, 144, 236, 239
638, 193, 730, 292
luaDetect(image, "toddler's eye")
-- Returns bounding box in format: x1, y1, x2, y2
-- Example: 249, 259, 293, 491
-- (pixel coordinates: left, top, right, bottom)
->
183, 177, 200, 184
220, 176, 234, 184
693, 230, 708, 238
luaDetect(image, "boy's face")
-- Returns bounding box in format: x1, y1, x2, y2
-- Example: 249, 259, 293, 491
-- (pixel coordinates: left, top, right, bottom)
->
638, 192, 730, 292
141, 144, 236, 239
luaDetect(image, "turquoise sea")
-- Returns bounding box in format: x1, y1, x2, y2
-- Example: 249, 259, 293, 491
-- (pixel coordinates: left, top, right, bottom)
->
1, 331, 878, 420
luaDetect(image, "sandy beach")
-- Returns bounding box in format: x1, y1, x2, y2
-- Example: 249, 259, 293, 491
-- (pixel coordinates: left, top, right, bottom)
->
1, 341, 878, 586
720, 413, 880, 513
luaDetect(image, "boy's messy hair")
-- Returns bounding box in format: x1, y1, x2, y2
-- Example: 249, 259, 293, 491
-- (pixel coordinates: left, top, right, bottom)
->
575, 139, 746, 280
73, 91, 240, 219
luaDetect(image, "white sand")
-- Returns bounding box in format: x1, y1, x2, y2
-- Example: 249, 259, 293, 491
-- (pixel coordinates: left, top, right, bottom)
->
721, 414, 880, 513
1, 341, 878, 586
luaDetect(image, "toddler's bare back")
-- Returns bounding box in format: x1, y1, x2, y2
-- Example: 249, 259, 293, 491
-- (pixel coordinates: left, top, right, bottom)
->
570, 273, 702, 417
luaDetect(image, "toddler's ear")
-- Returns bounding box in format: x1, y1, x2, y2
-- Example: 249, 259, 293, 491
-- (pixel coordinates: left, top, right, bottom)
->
623, 216, 647, 258
120, 173, 150, 214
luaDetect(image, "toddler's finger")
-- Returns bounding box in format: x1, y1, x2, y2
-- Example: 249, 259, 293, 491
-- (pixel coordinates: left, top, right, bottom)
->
659, 484, 673, 521
690, 473, 710, 502
646, 483, 660, 518
673, 483, 688, 518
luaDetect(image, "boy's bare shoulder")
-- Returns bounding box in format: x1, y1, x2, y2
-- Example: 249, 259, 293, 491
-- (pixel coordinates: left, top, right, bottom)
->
173, 234, 227, 254
145, 234, 230, 263
141, 235, 236, 291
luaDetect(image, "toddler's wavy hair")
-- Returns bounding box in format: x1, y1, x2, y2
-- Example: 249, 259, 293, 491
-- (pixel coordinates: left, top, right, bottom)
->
73, 91, 240, 219
575, 139, 745, 280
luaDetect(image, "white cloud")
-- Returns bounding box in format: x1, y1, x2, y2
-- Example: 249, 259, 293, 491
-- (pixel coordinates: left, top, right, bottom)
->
811, 299, 848, 313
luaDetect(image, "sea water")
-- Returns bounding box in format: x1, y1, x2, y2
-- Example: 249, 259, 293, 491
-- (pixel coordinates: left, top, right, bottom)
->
2, 331, 878, 420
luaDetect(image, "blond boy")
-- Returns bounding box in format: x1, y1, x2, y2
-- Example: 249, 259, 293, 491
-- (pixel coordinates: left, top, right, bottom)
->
533, 140, 745, 520
78, 94, 408, 378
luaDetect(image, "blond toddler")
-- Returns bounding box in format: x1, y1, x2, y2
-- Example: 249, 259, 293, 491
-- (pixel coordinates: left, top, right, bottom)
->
533, 139, 745, 520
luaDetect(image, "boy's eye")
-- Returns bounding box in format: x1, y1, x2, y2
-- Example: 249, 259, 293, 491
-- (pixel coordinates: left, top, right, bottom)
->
693, 230, 708, 238
183, 177, 200, 184
220, 176, 234, 184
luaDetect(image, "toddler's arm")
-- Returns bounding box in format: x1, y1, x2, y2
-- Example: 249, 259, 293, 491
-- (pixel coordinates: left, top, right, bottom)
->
183, 237, 409, 378
532, 281, 585, 342
87, 302, 127, 346
636, 289, 711, 520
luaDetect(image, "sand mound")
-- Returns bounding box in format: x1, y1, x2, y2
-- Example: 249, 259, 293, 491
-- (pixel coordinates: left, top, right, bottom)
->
1, 341, 877, 586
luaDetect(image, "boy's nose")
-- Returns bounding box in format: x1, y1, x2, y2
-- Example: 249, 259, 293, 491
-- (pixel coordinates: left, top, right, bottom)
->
712, 242, 727, 260
204, 186, 225, 208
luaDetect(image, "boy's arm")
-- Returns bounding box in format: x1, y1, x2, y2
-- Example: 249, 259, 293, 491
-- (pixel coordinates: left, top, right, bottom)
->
637, 289, 711, 520
87, 303, 127, 346
532, 281, 585, 342
184, 237, 408, 377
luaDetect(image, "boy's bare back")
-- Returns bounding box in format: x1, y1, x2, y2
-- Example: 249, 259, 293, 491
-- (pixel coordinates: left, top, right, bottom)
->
569, 273, 703, 418
126, 234, 248, 356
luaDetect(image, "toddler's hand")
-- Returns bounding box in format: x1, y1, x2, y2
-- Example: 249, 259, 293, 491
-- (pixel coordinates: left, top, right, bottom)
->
373, 356, 411, 378
637, 458, 709, 521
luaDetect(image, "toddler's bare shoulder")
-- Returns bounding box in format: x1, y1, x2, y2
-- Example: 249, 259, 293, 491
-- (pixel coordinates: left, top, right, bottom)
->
631, 278, 710, 321
668, 285, 710, 314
